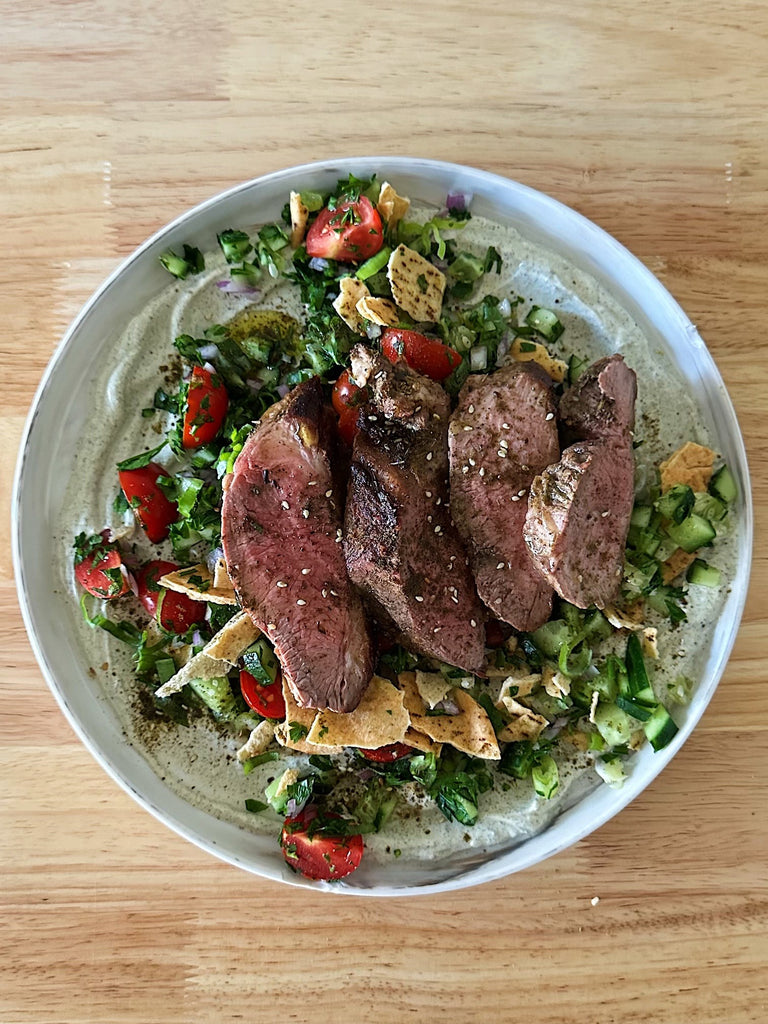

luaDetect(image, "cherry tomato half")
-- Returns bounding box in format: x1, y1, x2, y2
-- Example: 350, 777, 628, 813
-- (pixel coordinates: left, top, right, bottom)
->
136, 559, 206, 635
381, 328, 462, 382
73, 534, 130, 599
239, 669, 286, 720
118, 462, 178, 544
332, 369, 368, 446
280, 806, 364, 881
182, 366, 229, 449
305, 196, 383, 263
359, 743, 415, 763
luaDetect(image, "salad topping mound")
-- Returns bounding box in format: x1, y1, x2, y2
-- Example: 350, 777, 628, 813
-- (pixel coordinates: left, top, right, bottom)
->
73, 172, 737, 881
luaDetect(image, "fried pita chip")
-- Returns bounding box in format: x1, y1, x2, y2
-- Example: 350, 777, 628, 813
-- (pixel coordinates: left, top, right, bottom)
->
356, 294, 399, 327
274, 676, 343, 754
398, 672, 500, 760
414, 670, 452, 709
333, 276, 370, 334
543, 663, 571, 699
508, 337, 567, 383
377, 181, 410, 228
497, 672, 541, 707
237, 719, 276, 762
642, 627, 659, 660
497, 699, 548, 744
659, 441, 716, 494
387, 244, 446, 322
155, 612, 259, 698
159, 564, 238, 606
289, 191, 309, 248
661, 548, 697, 583
213, 558, 231, 590
306, 675, 409, 749
404, 728, 442, 757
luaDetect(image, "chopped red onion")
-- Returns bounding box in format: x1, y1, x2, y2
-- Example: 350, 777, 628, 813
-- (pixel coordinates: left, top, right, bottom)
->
191, 629, 205, 648
432, 698, 460, 716
203, 361, 217, 375
366, 323, 382, 340
121, 564, 139, 597
542, 716, 570, 741
308, 257, 329, 272
198, 343, 220, 361
446, 191, 473, 212
216, 278, 259, 295
276, 384, 290, 398
498, 297, 512, 318
206, 546, 224, 574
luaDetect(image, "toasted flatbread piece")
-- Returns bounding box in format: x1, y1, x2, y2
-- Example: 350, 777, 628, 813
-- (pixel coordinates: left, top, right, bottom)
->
333, 276, 370, 334
356, 295, 399, 327
497, 698, 548, 743
377, 181, 410, 227
159, 564, 238, 606
404, 728, 442, 756
213, 558, 231, 590
659, 441, 716, 494
642, 627, 659, 660
274, 676, 343, 754
306, 675, 409, 749
497, 673, 541, 709
155, 612, 259, 698
508, 337, 567, 383
237, 720, 276, 762
398, 672, 500, 760
661, 548, 697, 583
387, 244, 446, 323
414, 670, 452, 709
289, 191, 309, 248
542, 664, 570, 699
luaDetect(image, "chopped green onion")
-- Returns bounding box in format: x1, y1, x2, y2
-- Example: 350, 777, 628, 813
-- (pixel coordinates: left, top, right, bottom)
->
217, 229, 252, 263
355, 246, 392, 281
532, 755, 559, 799
525, 306, 564, 342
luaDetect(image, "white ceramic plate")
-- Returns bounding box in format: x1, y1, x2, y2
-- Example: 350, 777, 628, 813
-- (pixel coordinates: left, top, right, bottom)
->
13, 158, 752, 894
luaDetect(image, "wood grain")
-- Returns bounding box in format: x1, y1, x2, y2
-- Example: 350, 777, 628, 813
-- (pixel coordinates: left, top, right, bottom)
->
1, 1, 767, 1021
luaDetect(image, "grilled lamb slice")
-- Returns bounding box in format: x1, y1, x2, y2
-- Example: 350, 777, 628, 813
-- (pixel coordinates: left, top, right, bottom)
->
344, 360, 485, 673
524, 440, 634, 608
559, 354, 637, 443
350, 344, 451, 428
448, 362, 560, 632
221, 377, 373, 713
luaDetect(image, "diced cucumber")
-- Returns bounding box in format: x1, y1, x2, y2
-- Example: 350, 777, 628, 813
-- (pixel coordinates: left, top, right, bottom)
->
582, 609, 613, 644
624, 633, 655, 705
242, 637, 280, 685
630, 504, 653, 529
664, 513, 716, 553
532, 755, 560, 799
655, 535, 680, 562
643, 704, 679, 751
530, 618, 572, 659
188, 676, 238, 721
355, 246, 392, 281
594, 703, 636, 746
525, 306, 564, 342
568, 353, 589, 384
616, 695, 653, 721
594, 756, 627, 788
710, 464, 737, 504
693, 492, 727, 523
264, 776, 289, 814
449, 250, 485, 284
686, 559, 722, 588
298, 190, 324, 212
656, 484, 694, 524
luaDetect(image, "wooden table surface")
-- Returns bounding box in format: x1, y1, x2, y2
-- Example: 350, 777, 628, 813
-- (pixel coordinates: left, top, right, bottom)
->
2, 2, 766, 1021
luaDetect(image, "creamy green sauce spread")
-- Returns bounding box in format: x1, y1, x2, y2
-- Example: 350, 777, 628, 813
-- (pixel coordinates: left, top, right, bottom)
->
55, 205, 737, 867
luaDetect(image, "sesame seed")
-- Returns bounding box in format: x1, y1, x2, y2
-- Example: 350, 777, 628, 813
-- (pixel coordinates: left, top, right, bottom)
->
462, 466, 469, 474
463, 425, 473, 432
601, 510, 610, 518
325, 489, 333, 497
499, 438, 509, 449
451, 596, 459, 604
468, 404, 475, 414
414, 405, 422, 413
434, 525, 441, 534
276, 581, 287, 588
497, 562, 505, 569
415, 595, 424, 602
495, 598, 502, 605
502, 422, 510, 429
307, 481, 317, 487
322, 589, 328, 598
296, 599, 306, 606
281, 500, 289, 510
479, 467, 485, 477
301, 568, 311, 575
497, 449, 507, 458
577, 574, 583, 583
427, 515, 433, 522
426, 452, 433, 461
267, 623, 276, 631
433, 627, 441, 633
470, 619, 477, 627
468, 458, 475, 466
425, 490, 432, 498
367, 414, 377, 421
433, 413, 441, 421
330, 590, 338, 597
511, 495, 520, 502
335, 536, 342, 543
518, 488, 527, 496
302, 509, 309, 519
545, 412, 555, 421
